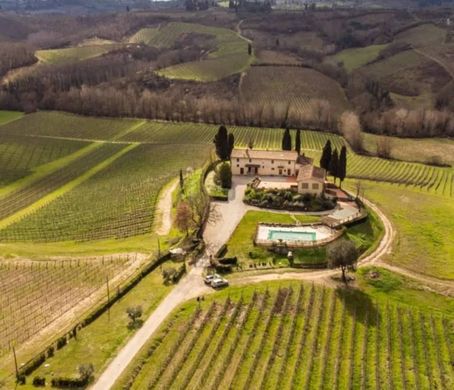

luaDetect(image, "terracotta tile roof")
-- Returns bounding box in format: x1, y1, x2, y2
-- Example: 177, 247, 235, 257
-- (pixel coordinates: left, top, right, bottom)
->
231, 148, 298, 161
297, 165, 326, 182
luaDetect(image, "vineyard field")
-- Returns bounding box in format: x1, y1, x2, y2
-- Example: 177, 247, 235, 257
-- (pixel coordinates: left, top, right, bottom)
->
0, 135, 89, 187
0, 111, 142, 141
116, 283, 454, 390
0, 143, 211, 242
35, 44, 119, 65
131, 22, 252, 81
0, 142, 124, 224
0, 255, 137, 359
240, 66, 350, 115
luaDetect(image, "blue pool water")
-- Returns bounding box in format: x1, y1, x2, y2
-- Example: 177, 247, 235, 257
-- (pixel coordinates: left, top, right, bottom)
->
268, 229, 316, 242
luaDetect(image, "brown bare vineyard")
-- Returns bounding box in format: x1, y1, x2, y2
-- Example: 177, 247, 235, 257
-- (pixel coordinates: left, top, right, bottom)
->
0, 256, 138, 359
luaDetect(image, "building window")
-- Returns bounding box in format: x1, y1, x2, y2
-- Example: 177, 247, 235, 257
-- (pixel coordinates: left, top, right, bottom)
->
236, 158, 239, 162
301, 183, 309, 189
271, 167, 275, 170
271, 160, 274, 164
237, 164, 239, 167
249, 158, 251, 163
312, 183, 319, 190
288, 161, 291, 164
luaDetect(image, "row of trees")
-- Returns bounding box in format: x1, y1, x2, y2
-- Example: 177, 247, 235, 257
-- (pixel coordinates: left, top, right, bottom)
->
282, 128, 302, 154
320, 140, 347, 186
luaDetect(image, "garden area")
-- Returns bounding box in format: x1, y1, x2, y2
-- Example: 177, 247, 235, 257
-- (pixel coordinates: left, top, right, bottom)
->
244, 186, 336, 212
220, 209, 382, 272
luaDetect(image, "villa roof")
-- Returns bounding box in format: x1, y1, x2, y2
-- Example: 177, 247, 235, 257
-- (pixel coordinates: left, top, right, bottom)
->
297, 165, 326, 183
231, 148, 298, 161
297, 154, 314, 165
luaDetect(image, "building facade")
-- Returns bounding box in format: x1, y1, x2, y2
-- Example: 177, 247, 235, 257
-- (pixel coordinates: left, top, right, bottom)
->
231, 148, 326, 196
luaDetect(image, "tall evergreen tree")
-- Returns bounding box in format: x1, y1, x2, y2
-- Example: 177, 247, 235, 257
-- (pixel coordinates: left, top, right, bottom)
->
282, 128, 292, 151
329, 148, 339, 184
320, 140, 332, 170
228, 133, 235, 157
213, 125, 229, 160
338, 146, 347, 187
179, 169, 184, 193
295, 129, 301, 155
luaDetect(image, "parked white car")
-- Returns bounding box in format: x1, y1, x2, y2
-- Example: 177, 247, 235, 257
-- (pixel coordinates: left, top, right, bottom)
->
204, 273, 220, 285
211, 277, 229, 289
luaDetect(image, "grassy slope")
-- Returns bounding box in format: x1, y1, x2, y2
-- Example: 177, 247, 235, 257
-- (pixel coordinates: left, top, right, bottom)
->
347, 179, 454, 280
362, 133, 454, 166
328, 44, 387, 72
0, 110, 23, 125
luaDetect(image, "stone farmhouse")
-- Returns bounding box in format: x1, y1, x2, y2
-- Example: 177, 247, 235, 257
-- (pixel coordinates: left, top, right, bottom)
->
230, 148, 326, 196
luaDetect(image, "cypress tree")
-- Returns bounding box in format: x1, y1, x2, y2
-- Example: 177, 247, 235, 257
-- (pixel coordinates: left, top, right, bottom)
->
214, 125, 229, 160
228, 133, 235, 158
282, 128, 292, 151
329, 149, 339, 184
295, 129, 301, 155
320, 140, 332, 171
179, 169, 184, 193
338, 146, 347, 187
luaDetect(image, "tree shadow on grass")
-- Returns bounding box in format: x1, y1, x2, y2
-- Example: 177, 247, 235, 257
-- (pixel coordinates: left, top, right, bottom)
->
335, 287, 380, 328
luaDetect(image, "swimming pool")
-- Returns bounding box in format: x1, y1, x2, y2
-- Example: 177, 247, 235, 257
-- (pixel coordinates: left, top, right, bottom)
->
267, 229, 316, 242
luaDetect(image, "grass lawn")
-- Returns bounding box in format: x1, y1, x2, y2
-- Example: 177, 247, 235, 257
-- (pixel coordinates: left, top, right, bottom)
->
226, 211, 321, 268
18, 260, 175, 388
0, 110, 23, 126
356, 266, 454, 316
226, 207, 382, 271
205, 170, 229, 199
328, 44, 387, 72
347, 179, 454, 280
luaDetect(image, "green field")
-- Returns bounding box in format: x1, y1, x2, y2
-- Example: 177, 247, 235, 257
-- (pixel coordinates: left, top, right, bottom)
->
328, 44, 387, 72
115, 281, 454, 390
0, 135, 89, 186
0, 143, 210, 242
35, 44, 119, 65
395, 24, 447, 48
347, 179, 454, 280
130, 22, 252, 81
0, 110, 23, 126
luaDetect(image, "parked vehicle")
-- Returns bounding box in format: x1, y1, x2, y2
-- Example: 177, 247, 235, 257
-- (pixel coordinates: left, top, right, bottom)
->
211, 277, 229, 289
204, 273, 220, 285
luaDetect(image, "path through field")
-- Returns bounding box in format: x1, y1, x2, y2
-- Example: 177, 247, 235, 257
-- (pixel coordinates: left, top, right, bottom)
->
91, 264, 211, 390
155, 179, 178, 236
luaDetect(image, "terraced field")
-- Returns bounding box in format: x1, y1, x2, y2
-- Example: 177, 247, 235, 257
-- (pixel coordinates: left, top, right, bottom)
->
0, 110, 23, 126
130, 22, 252, 81
116, 283, 454, 390
0, 256, 135, 359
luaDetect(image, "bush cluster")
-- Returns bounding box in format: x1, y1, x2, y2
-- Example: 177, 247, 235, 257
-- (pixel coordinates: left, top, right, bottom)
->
244, 187, 336, 212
